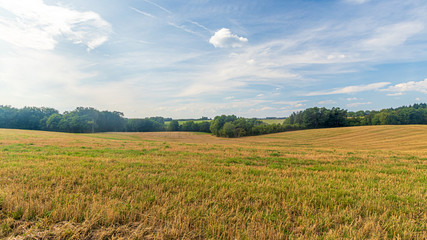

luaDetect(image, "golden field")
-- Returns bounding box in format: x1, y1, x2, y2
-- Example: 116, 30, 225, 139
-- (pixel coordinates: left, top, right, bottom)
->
0, 125, 426, 239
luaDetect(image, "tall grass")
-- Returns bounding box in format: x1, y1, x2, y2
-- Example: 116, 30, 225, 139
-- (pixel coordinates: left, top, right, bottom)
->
0, 126, 426, 239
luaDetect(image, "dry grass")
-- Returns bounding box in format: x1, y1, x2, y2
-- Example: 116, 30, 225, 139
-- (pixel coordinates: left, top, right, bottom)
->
0, 125, 426, 239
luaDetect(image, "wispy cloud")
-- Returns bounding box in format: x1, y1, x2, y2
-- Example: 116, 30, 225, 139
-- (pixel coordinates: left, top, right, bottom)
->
362, 21, 424, 50
383, 79, 427, 94
318, 100, 337, 105
346, 102, 372, 107
0, 0, 111, 51
130, 7, 156, 18
132, 3, 207, 38
190, 21, 211, 33
387, 92, 403, 96
254, 106, 275, 112
305, 82, 391, 96
1, 0, 426, 118
167, 22, 199, 35
141, 0, 172, 14
273, 100, 308, 107
0, 49, 98, 108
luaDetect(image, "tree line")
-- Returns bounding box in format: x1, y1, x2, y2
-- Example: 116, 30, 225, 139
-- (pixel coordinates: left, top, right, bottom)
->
209, 115, 286, 138
283, 104, 426, 128
0, 104, 425, 137
0, 106, 212, 134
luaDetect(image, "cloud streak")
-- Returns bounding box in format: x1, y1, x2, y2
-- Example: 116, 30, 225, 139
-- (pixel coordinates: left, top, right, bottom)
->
362, 21, 424, 50
142, 0, 172, 14
346, 102, 372, 107
383, 79, 427, 94
130, 7, 156, 18
305, 82, 391, 96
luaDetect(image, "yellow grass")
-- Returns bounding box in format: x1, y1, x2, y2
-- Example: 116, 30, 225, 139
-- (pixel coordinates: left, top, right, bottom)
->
0, 125, 426, 239
260, 119, 286, 125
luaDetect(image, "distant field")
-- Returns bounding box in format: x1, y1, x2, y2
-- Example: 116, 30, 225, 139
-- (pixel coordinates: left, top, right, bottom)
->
164, 120, 211, 125
0, 126, 426, 239
261, 118, 286, 124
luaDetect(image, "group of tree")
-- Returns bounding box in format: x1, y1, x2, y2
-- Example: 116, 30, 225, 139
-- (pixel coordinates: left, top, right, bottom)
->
209, 115, 286, 138
283, 104, 426, 129
0, 103, 425, 137
0, 106, 212, 134
209, 104, 426, 137
345, 103, 426, 126
167, 120, 211, 132
0, 106, 126, 133
284, 107, 348, 128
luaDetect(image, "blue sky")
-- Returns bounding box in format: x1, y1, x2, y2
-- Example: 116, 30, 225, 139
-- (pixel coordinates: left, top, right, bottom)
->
0, 0, 426, 118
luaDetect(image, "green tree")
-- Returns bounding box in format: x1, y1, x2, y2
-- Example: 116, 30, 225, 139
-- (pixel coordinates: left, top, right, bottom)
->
167, 120, 180, 131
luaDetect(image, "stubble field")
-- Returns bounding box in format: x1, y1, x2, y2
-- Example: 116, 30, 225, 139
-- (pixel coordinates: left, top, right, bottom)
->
0, 125, 426, 239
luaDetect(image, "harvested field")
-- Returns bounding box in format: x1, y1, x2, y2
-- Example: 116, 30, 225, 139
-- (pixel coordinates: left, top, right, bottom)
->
0, 125, 426, 239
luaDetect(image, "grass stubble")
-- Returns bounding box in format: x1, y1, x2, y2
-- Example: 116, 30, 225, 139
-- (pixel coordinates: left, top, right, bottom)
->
0, 125, 426, 239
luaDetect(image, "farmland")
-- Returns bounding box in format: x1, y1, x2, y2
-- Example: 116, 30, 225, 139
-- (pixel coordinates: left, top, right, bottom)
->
260, 119, 287, 125
0, 125, 426, 239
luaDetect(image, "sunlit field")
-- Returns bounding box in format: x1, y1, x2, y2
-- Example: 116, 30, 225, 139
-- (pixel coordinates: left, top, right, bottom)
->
260, 119, 287, 125
0, 126, 426, 239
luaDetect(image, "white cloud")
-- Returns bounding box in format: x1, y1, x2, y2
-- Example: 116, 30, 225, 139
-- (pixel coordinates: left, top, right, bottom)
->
255, 106, 275, 112
362, 21, 424, 50
305, 82, 390, 96
179, 7, 427, 98
383, 79, 427, 94
318, 100, 337, 105
0, 49, 97, 108
273, 100, 307, 106
178, 79, 246, 97
0, 0, 111, 51
209, 28, 248, 48
273, 100, 307, 110
346, 97, 358, 101
346, 102, 372, 107
177, 48, 298, 97
387, 92, 403, 96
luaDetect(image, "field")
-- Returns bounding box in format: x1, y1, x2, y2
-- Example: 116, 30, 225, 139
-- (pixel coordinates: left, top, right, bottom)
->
260, 119, 286, 125
0, 125, 426, 239
164, 120, 211, 125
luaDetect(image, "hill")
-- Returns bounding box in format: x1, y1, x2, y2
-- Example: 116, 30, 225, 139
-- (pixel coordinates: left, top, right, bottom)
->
0, 125, 426, 239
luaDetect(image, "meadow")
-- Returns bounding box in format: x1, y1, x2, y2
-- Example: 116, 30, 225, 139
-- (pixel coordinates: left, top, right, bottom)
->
0, 125, 426, 239
260, 119, 287, 125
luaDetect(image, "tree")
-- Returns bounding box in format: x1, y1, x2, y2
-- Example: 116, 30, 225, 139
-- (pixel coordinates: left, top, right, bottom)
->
46, 113, 63, 131
167, 120, 180, 131
221, 122, 236, 138
210, 115, 237, 136
181, 121, 198, 132
198, 122, 211, 133
0, 105, 18, 128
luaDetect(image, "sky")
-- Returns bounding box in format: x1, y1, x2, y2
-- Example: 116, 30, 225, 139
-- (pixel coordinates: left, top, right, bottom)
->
0, 0, 426, 118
